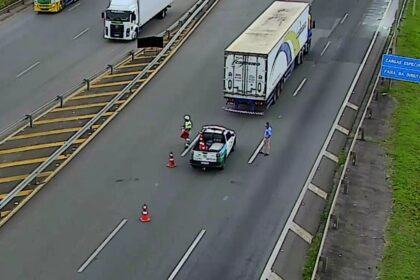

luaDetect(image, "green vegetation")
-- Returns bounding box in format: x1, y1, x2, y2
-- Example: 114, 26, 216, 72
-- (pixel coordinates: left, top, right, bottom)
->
380, 1, 420, 279
302, 233, 322, 279
302, 209, 329, 279
338, 150, 347, 166
0, 0, 20, 10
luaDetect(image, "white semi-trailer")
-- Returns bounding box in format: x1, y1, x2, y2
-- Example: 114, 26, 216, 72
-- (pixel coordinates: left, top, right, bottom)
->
102, 0, 173, 40
223, 1, 315, 114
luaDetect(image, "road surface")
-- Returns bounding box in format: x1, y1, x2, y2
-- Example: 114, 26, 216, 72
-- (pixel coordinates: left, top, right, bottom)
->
0, 0, 391, 279
0, 0, 198, 129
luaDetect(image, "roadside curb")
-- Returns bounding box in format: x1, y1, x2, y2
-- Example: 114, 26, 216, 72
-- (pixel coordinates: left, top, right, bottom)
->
0, 0, 32, 23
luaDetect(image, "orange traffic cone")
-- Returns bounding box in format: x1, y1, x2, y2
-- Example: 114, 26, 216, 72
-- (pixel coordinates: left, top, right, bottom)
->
198, 134, 207, 151
139, 204, 151, 223
167, 152, 176, 168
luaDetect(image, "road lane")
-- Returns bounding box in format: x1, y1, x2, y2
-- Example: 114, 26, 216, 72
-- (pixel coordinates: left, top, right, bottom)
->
0, 0, 391, 279
0, 0, 198, 129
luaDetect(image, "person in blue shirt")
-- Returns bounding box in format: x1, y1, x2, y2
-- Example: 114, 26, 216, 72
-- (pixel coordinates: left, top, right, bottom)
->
262, 122, 272, 156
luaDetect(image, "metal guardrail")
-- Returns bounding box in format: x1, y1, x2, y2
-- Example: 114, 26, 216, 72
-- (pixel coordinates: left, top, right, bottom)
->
0, 0, 210, 210
309, 0, 408, 278
0, 0, 204, 144
0, 0, 29, 16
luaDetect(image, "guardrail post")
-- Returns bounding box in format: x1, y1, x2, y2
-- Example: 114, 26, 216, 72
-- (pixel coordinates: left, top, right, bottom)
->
84, 78, 90, 91
367, 107, 372, 119
107, 64, 114, 75
319, 256, 328, 273
343, 177, 349, 194
130, 50, 135, 61
56, 95, 64, 108
25, 114, 33, 128
350, 151, 356, 166
331, 214, 339, 230
359, 127, 365, 141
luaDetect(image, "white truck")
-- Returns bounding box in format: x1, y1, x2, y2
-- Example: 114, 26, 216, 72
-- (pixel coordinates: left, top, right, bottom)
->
223, 1, 315, 114
102, 0, 173, 40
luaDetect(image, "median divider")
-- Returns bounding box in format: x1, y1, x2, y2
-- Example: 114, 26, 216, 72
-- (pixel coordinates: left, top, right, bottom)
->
0, 0, 218, 227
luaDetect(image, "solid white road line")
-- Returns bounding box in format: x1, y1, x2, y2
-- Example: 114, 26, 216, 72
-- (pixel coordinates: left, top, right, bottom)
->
248, 139, 265, 164
181, 134, 200, 157
168, 229, 206, 280
259, 0, 392, 277
77, 218, 127, 273
320, 41, 331, 57
340, 13, 349, 24
16, 62, 40, 78
292, 78, 307, 97
67, 2, 80, 11
73, 28, 89, 40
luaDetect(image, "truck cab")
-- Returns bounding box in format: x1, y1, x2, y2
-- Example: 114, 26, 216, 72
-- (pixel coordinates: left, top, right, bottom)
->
102, 0, 173, 40
103, 0, 138, 40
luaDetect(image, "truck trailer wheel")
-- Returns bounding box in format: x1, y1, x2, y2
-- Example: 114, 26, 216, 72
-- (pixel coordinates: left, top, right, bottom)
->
296, 51, 303, 65
158, 9, 167, 19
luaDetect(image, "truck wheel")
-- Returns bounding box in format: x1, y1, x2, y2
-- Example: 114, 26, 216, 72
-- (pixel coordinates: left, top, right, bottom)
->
303, 43, 309, 55
159, 9, 167, 19
296, 52, 303, 65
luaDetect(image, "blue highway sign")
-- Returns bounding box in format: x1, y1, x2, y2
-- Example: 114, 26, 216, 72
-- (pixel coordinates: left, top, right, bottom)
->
380, 54, 420, 84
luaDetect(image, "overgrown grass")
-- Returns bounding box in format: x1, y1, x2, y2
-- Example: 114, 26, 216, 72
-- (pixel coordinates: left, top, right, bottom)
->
380, 0, 420, 279
338, 150, 347, 166
0, 0, 21, 10
302, 233, 322, 279
302, 210, 329, 279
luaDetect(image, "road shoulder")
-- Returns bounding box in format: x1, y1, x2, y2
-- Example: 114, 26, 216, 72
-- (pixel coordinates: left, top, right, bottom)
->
318, 93, 395, 279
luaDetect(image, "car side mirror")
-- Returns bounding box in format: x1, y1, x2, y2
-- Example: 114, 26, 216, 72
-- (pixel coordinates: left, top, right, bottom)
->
311, 20, 316, 29
132, 13, 136, 21
101, 12, 104, 19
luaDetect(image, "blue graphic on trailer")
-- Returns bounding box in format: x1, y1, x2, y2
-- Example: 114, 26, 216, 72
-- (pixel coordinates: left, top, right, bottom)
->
380, 54, 420, 84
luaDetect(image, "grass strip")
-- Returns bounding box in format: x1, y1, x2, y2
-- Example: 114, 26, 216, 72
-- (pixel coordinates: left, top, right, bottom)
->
380, 0, 420, 279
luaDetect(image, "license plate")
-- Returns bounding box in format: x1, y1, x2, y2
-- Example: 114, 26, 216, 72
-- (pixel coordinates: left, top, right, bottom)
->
201, 161, 209, 165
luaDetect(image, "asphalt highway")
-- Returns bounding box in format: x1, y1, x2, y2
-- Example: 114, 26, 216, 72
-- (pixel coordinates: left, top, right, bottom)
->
0, 0, 198, 129
0, 0, 390, 279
